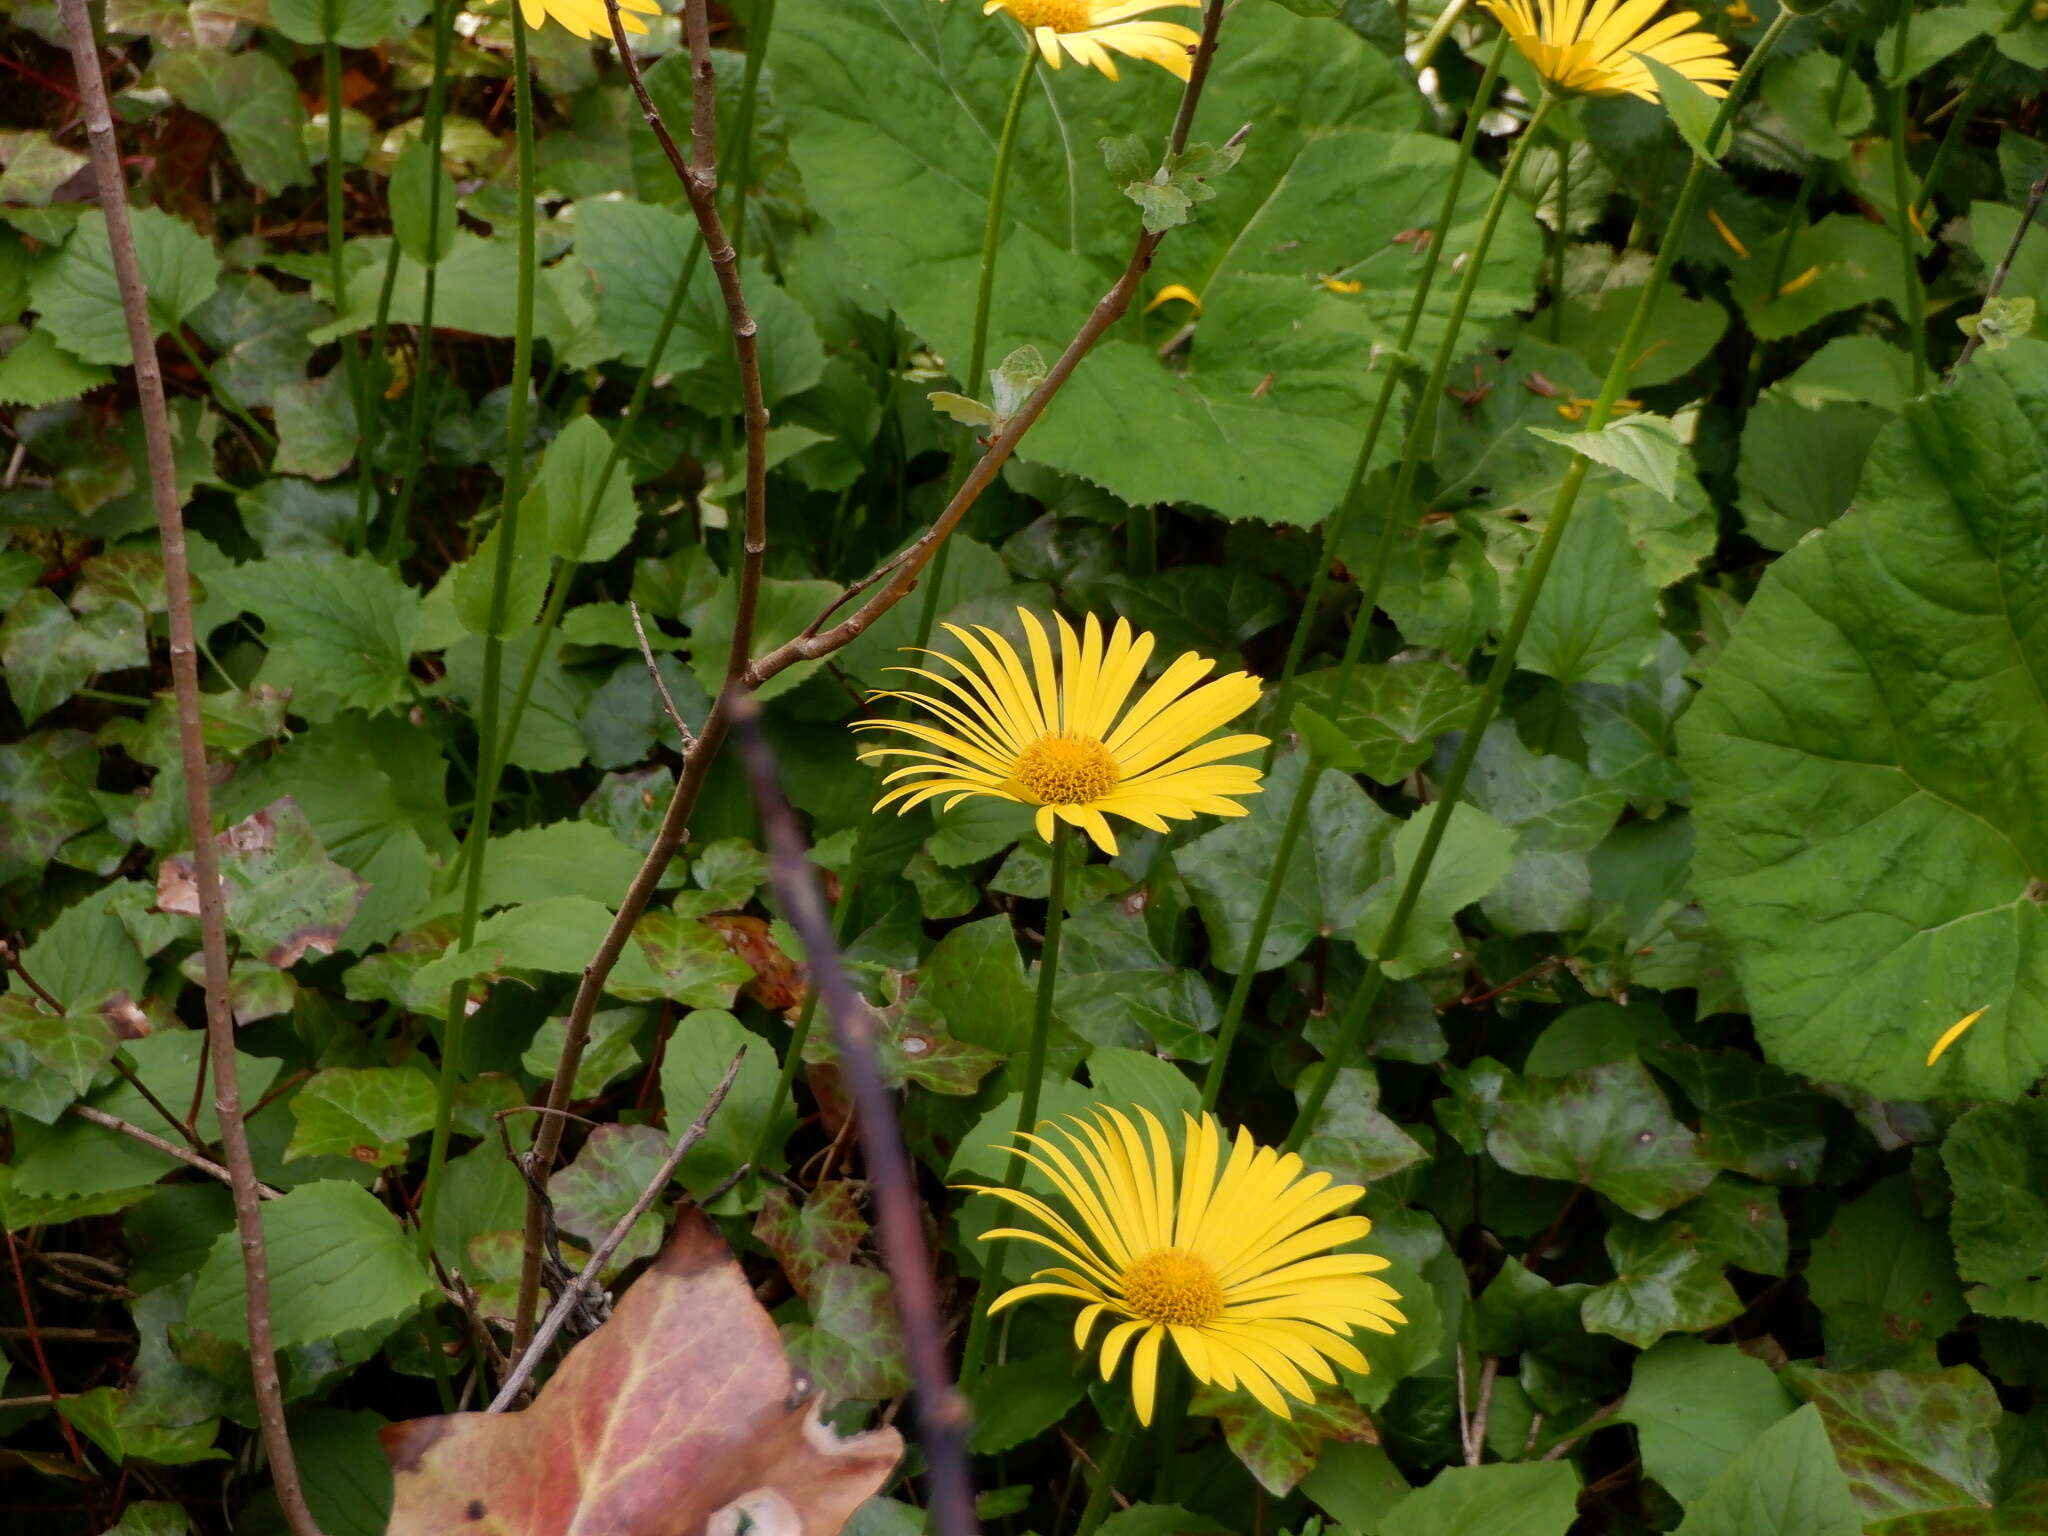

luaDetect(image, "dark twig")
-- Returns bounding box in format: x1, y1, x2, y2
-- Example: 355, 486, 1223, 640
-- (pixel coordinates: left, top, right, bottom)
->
729, 688, 978, 1536
70, 1105, 282, 1199
55, 6, 319, 1531
1952, 173, 2048, 377
488, 1050, 744, 1411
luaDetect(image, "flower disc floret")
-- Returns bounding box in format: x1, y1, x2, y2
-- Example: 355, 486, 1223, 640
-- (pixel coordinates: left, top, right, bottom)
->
1014, 734, 1122, 805
1120, 1248, 1225, 1327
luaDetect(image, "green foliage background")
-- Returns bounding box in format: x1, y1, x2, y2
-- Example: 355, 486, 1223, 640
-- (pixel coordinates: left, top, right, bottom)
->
4, 0, 2048, 1530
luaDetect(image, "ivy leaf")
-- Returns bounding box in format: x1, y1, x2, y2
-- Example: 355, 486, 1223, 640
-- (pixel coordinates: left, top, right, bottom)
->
0, 994, 118, 1100
1787, 1365, 2002, 1524
754, 1180, 867, 1300
29, 208, 220, 365
1807, 1176, 1966, 1370
1683, 342, 2048, 1100
152, 51, 310, 196
1486, 1058, 1715, 1218
657, 1008, 785, 1198
521, 1007, 644, 1100
1942, 1098, 2048, 1325
57, 1386, 225, 1467
1527, 411, 1683, 502
286, 1066, 439, 1167
1189, 1380, 1377, 1496
550, 1123, 674, 1273
1582, 1213, 1743, 1347
788, 1262, 910, 1405
1672, 1405, 1862, 1536
384, 1216, 900, 1532
1290, 659, 1482, 786
189, 1180, 435, 1348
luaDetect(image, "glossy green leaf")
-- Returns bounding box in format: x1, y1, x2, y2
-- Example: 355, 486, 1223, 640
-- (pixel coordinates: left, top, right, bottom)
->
1943, 1098, 2048, 1325
1486, 1058, 1714, 1218
1672, 1405, 1862, 1536
29, 208, 220, 365
1624, 1338, 1798, 1506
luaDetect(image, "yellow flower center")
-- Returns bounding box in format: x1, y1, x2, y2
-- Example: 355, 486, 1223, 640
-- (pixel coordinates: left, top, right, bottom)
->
1121, 1248, 1225, 1328
1013, 733, 1121, 806
1002, 0, 1097, 32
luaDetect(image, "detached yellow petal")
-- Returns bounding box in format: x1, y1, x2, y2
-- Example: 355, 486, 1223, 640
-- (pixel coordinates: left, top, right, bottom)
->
1927, 1007, 1987, 1066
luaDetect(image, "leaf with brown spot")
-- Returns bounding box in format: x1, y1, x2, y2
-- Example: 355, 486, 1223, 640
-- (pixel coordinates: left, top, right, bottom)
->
706, 913, 808, 1014
383, 1209, 901, 1536
158, 797, 367, 968
755, 1181, 868, 1300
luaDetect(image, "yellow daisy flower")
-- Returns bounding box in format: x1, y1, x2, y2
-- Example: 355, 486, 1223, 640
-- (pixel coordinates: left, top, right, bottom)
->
978, 0, 1204, 81
517, 0, 660, 41
853, 608, 1267, 856
1480, 0, 1737, 101
964, 1107, 1406, 1423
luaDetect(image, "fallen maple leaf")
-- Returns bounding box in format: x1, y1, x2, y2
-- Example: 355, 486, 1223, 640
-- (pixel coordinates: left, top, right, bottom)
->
382, 1209, 902, 1536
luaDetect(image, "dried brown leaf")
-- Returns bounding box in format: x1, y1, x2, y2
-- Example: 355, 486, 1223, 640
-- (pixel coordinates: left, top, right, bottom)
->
383, 1210, 901, 1536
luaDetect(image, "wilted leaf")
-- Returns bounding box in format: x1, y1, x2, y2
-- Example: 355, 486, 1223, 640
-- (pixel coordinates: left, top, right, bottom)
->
1190, 1380, 1377, 1496
158, 798, 368, 968
382, 1211, 901, 1536
1788, 1366, 2001, 1524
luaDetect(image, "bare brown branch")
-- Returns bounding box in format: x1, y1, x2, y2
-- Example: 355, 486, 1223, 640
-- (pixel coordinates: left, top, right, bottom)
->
70, 1105, 283, 1199
55, 5, 320, 1531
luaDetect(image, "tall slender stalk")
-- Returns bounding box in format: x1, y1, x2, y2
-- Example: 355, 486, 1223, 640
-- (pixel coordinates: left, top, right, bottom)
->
382, 0, 458, 560
1548, 127, 1570, 341
322, 25, 365, 479
1205, 65, 1540, 1108
1074, 1408, 1141, 1536
959, 823, 1072, 1384
1286, 13, 1796, 1151
1260, 32, 1511, 767
1889, 0, 1928, 393
59, 4, 322, 1530
417, 6, 539, 1268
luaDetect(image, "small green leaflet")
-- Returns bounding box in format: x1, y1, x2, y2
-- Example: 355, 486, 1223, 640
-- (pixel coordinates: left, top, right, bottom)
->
1637, 54, 1725, 163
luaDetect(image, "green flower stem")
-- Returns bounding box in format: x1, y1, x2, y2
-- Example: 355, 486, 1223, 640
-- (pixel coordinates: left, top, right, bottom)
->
1074, 1404, 1141, 1536
960, 821, 1073, 1385
1285, 14, 1794, 1154
382, 0, 458, 562
417, 6, 539, 1269
1889, 0, 1929, 393
322, 29, 365, 479
488, 236, 707, 791
1549, 124, 1570, 340
728, 0, 776, 264
350, 239, 404, 550
1260, 31, 1511, 771
1199, 748, 1318, 1113
1205, 55, 1532, 1111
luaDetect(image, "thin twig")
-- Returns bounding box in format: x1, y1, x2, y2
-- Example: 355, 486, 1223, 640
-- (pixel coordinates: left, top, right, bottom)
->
1464, 1355, 1498, 1465
628, 600, 696, 752
70, 1105, 282, 1199
729, 688, 978, 1536
488, 1050, 744, 1411
2, 1230, 88, 1474
54, 8, 319, 1531
1952, 172, 2048, 377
